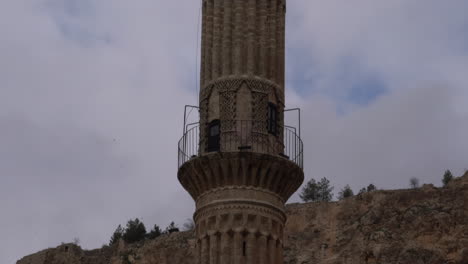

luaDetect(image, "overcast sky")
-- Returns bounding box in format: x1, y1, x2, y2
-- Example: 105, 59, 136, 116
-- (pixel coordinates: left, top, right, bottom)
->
1, 1, 468, 263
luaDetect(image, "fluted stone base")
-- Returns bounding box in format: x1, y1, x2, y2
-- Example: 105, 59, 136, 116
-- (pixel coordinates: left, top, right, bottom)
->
195, 198, 284, 264
178, 152, 303, 264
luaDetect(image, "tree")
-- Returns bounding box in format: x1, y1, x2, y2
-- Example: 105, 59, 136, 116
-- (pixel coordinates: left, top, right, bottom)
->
165, 222, 180, 234
72, 237, 80, 245
109, 225, 124, 246
123, 218, 147, 244
338, 185, 354, 200
442, 170, 454, 187
300, 177, 334, 202
366, 184, 377, 192
410, 177, 420, 189
182, 219, 195, 231
358, 188, 367, 195
300, 178, 318, 202
147, 224, 162, 240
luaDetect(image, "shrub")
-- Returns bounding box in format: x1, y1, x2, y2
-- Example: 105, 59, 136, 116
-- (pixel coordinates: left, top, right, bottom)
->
358, 188, 367, 195
338, 185, 354, 200
165, 222, 179, 234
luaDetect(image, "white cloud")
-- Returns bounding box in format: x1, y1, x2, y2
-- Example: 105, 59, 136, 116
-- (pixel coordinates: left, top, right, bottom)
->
286, 0, 468, 200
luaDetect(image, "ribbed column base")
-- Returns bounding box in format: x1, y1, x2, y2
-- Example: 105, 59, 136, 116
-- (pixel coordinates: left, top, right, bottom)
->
194, 198, 284, 264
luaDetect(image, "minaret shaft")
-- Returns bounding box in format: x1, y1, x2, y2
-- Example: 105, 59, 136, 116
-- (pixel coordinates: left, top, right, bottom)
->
200, 0, 286, 88
178, 1, 303, 263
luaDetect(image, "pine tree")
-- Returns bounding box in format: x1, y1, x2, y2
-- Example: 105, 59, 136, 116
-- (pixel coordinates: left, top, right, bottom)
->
300, 178, 318, 202
317, 177, 334, 202
300, 177, 334, 202
338, 185, 354, 200
358, 188, 367, 195
442, 170, 454, 187
122, 218, 147, 243
366, 184, 377, 192
109, 225, 124, 246
147, 224, 162, 240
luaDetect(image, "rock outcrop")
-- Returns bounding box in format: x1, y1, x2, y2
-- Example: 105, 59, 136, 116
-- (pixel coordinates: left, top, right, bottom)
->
18, 173, 468, 264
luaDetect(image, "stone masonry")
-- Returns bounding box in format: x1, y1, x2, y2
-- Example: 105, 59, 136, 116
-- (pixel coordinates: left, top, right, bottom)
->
178, 0, 304, 263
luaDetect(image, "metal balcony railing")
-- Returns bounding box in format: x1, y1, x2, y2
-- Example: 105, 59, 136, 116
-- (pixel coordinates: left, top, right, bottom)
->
178, 120, 303, 169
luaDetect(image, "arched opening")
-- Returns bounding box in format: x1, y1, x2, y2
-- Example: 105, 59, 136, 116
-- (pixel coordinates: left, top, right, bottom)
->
268, 103, 278, 136
207, 120, 220, 152
242, 241, 247, 257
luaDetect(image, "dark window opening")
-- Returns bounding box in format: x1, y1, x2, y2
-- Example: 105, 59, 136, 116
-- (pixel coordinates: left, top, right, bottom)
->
207, 120, 220, 152
242, 241, 246, 256
268, 103, 278, 136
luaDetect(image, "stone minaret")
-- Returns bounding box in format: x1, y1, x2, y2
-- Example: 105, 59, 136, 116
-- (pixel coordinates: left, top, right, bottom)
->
178, 0, 304, 263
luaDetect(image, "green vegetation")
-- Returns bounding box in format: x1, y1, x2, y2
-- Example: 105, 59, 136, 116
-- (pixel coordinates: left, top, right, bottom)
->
146, 224, 162, 240
366, 184, 377, 192
359, 184, 377, 195
338, 184, 354, 200
109, 218, 182, 246
122, 218, 147, 244
442, 170, 454, 187
109, 225, 124, 245
165, 222, 180, 234
300, 177, 334, 202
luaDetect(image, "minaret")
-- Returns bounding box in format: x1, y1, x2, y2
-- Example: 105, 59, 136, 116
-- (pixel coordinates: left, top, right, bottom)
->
178, 0, 303, 263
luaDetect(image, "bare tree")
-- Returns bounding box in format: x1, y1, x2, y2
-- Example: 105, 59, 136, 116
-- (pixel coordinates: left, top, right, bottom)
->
72, 237, 80, 245
410, 177, 420, 189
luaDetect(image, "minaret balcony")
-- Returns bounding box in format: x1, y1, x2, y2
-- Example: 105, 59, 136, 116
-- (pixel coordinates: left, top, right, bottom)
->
177, 119, 303, 170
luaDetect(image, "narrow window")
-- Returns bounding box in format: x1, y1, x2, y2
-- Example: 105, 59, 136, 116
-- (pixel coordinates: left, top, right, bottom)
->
242, 241, 246, 257
268, 103, 278, 135
207, 120, 220, 152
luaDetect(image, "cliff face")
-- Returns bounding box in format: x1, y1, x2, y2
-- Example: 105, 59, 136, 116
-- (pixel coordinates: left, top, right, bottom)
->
18, 173, 468, 264
284, 173, 468, 264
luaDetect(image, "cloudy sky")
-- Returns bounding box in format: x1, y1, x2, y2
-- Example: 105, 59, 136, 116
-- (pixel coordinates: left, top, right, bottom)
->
1, 0, 468, 263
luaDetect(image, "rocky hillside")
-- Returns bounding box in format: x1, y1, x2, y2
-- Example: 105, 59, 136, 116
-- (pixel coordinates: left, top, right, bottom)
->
18, 173, 468, 264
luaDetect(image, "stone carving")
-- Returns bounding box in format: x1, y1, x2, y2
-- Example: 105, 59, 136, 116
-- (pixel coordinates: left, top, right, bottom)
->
219, 90, 236, 131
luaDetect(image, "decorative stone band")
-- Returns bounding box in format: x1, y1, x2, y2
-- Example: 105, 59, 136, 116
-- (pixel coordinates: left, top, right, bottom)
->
200, 76, 284, 105
178, 152, 304, 201
196, 186, 285, 211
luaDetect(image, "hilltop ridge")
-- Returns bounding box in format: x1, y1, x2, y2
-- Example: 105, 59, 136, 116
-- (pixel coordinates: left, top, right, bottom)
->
18, 172, 468, 264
